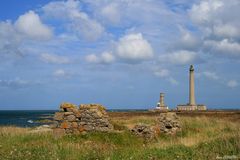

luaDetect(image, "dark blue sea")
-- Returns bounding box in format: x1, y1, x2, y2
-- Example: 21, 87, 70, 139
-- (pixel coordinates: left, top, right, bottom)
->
0, 110, 57, 127
0, 109, 147, 127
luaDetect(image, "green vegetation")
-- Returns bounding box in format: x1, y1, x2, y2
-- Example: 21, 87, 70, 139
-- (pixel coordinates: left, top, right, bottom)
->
0, 116, 239, 160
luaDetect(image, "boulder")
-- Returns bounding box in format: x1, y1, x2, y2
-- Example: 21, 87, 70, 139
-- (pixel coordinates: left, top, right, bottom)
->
66, 115, 76, 122
54, 112, 64, 121
60, 102, 78, 112
60, 121, 71, 129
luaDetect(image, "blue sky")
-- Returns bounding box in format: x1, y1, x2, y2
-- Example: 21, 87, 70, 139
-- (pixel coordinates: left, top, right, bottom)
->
0, 0, 239, 110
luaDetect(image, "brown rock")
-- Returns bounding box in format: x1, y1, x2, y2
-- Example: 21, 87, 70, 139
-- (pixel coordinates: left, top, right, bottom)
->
78, 126, 85, 132
72, 122, 78, 128
60, 121, 71, 129
60, 102, 77, 112
64, 112, 74, 116
67, 115, 76, 122
54, 112, 64, 121
72, 129, 80, 134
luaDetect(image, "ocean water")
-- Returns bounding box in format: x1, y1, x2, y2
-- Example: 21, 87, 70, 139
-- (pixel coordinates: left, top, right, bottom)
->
0, 110, 56, 127
0, 109, 148, 127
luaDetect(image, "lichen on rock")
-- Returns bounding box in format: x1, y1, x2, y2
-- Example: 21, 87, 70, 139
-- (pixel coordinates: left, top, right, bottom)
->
53, 103, 113, 137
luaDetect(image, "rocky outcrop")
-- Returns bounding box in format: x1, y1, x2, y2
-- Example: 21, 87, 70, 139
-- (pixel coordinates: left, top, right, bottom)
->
156, 112, 181, 135
53, 103, 113, 136
131, 124, 155, 140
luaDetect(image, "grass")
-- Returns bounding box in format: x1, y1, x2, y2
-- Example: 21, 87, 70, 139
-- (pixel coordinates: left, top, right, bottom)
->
0, 115, 239, 160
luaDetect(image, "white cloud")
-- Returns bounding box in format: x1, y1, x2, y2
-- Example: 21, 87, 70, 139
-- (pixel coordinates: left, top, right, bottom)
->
204, 39, 240, 57
15, 11, 52, 40
0, 10, 53, 61
188, 0, 240, 60
159, 50, 201, 65
152, 67, 178, 85
53, 69, 68, 77
85, 52, 115, 64
42, 0, 104, 41
0, 21, 22, 57
87, 0, 183, 27
168, 77, 179, 85
213, 23, 240, 39
40, 53, 71, 64
153, 69, 170, 78
100, 3, 120, 24
188, 0, 240, 59
0, 78, 36, 89
202, 71, 219, 80
176, 27, 201, 50
116, 33, 153, 62
101, 52, 115, 64
86, 33, 153, 64
85, 54, 99, 63
190, 1, 223, 25
227, 80, 238, 88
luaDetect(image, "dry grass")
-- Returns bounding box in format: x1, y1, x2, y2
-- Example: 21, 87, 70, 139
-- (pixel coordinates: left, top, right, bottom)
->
0, 126, 30, 136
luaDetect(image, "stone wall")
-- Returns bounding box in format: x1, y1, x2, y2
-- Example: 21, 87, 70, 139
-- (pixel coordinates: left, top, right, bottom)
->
177, 105, 207, 111
53, 103, 113, 136
131, 112, 181, 140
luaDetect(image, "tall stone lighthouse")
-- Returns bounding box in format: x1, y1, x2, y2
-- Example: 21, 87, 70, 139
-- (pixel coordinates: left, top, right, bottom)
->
189, 65, 196, 105
177, 65, 207, 111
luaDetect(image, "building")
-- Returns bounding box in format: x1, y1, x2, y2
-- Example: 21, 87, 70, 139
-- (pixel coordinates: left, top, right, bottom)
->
156, 93, 169, 110
177, 65, 207, 111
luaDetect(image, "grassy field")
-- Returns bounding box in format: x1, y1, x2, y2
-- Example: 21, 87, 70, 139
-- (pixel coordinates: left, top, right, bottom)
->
0, 111, 239, 160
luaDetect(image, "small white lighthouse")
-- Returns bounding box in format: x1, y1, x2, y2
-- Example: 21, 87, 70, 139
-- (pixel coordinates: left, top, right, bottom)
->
156, 93, 168, 110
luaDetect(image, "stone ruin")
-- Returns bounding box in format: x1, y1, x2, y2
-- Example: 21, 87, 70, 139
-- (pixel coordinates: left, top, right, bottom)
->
131, 124, 155, 140
53, 103, 113, 136
131, 112, 181, 140
52, 102, 181, 139
156, 112, 181, 135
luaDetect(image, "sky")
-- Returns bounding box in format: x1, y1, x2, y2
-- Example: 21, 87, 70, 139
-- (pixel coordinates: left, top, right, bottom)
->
0, 0, 240, 110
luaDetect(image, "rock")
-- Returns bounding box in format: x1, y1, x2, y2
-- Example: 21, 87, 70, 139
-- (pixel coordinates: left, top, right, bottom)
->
60, 121, 71, 129
67, 115, 76, 122
29, 125, 52, 133
156, 112, 181, 135
131, 124, 155, 140
72, 129, 80, 134
64, 112, 74, 116
51, 121, 59, 128
84, 125, 94, 131
71, 122, 78, 128
60, 102, 77, 112
54, 112, 64, 121
78, 126, 85, 132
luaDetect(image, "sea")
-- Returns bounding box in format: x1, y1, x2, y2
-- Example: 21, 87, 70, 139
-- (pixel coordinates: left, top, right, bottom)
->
0, 109, 147, 127
0, 110, 57, 127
